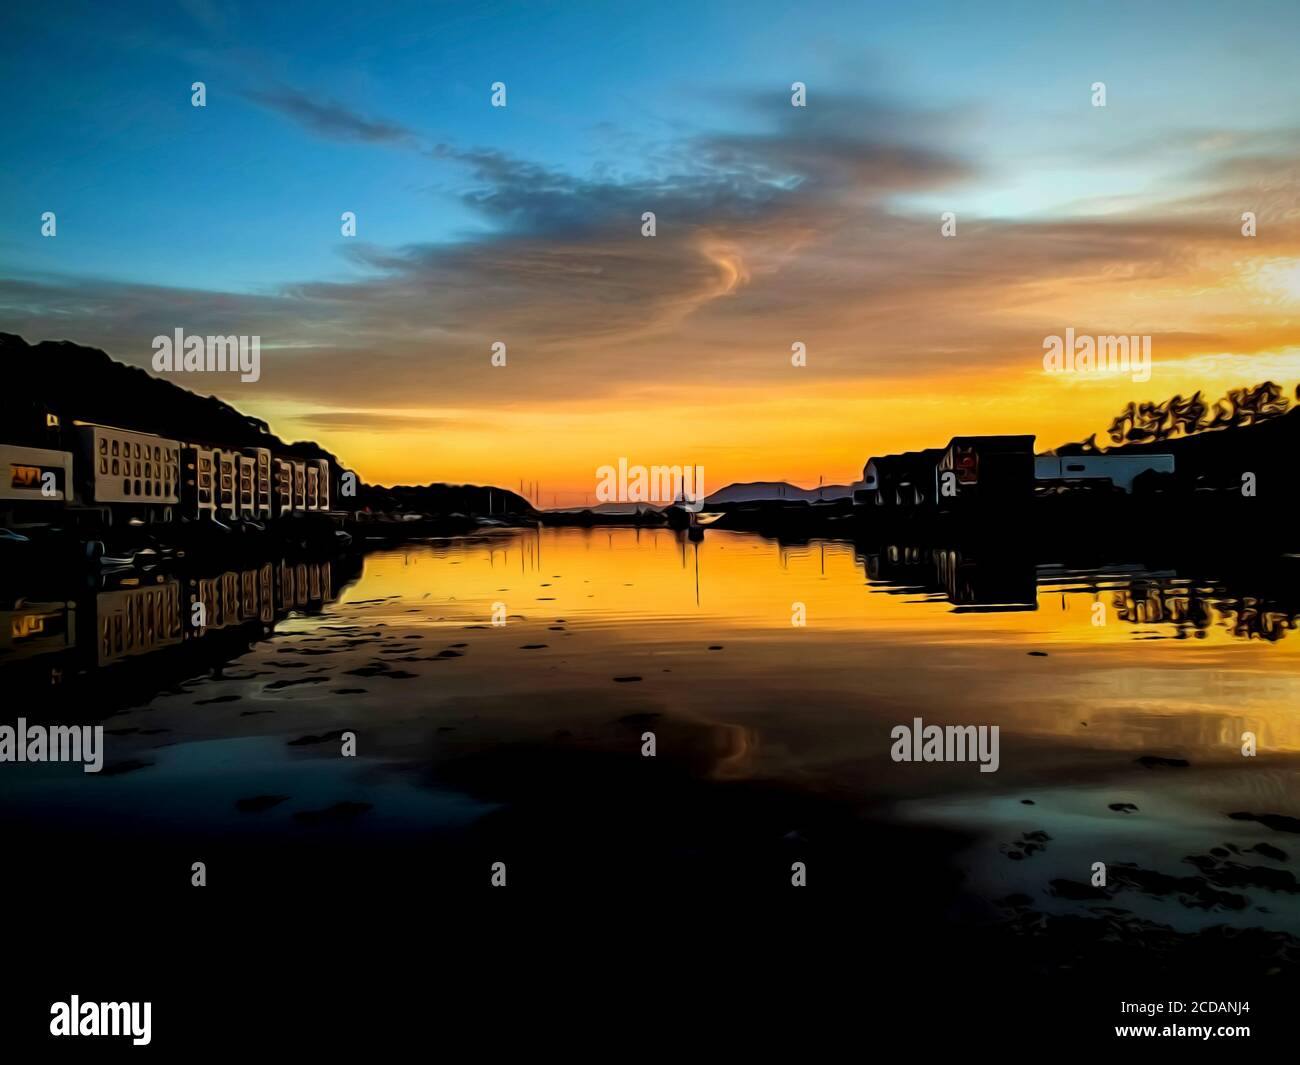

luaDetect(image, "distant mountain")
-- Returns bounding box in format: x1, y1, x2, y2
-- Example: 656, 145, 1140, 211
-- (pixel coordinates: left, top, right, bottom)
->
554, 502, 661, 515
705, 481, 855, 505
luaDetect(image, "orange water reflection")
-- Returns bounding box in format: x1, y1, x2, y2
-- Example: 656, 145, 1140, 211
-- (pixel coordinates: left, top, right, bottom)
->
336, 528, 1300, 762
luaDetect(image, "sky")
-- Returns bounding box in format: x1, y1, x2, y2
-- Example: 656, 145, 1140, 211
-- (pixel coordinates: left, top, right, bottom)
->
2, 0, 1299, 504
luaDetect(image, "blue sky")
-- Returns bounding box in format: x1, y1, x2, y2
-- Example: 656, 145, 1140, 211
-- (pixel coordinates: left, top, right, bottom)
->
5, 0, 1298, 291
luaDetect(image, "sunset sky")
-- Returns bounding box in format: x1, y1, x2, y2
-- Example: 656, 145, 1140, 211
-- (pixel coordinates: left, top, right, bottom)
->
2, 1, 1299, 504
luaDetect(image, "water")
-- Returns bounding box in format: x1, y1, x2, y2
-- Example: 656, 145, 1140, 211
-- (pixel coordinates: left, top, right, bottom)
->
3, 527, 1299, 956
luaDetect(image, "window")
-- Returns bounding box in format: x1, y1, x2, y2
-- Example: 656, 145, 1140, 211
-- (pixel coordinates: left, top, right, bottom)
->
111, 459, 119, 475
123, 479, 131, 495
99, 458, 107, 474
99, 439, 107, 454
111, 440, 119, 456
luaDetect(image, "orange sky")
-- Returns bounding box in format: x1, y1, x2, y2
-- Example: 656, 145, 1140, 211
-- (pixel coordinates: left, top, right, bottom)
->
248, 247, 1300, 504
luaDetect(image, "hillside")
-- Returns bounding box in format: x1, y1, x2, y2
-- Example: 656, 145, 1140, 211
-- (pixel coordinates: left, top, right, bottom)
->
1, 333, 333, 462
1105, 408, 1300, 493
0, 333, 533, 515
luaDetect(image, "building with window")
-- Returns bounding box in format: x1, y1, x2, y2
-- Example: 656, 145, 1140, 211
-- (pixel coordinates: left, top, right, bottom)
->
76, 424, 180, 510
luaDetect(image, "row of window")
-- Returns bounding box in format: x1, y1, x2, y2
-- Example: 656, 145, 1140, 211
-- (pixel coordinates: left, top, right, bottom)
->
99, 456, 174, 480
98, 437, 176, 464
121, 478, 169, 497
93, 432, 179, 504
90, 433, 328, 511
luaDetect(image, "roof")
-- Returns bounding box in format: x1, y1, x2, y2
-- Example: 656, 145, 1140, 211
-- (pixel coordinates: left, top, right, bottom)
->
945, 434, 1036, 453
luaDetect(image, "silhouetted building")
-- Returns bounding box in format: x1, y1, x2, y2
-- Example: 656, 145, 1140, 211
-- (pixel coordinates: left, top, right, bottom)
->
1034, 453, 1174, 493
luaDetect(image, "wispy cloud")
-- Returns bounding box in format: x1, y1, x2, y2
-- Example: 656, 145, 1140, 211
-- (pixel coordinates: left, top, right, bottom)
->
241, 84, 417, 145
295, 410, 451, 431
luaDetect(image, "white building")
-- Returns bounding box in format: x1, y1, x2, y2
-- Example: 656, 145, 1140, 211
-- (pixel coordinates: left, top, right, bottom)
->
315, 458, 331, 511
0, 444, 73, 504
180, 445, 217, 520
216, 450, 238, 520
1034, 454, 1175, 493
76, 424, 180, 509
250, 448, 273, 519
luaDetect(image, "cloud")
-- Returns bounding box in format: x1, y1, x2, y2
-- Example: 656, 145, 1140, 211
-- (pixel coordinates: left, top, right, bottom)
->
295, 411, 451, 431
4, 94, 1299, 430
242, 84, 417, 145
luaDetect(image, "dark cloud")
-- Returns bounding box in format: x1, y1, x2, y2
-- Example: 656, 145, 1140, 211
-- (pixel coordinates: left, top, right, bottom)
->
242, 84, 417, 145
428, 97, 969, 238
295, 411, 452, 431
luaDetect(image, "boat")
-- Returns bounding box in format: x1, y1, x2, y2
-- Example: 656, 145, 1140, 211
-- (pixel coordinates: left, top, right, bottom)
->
662, 503, 724, 532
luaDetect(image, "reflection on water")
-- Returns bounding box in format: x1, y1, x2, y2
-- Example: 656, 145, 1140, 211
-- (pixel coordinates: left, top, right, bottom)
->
1109, 576, 1299, 642
2, 528, 1299, 960
96, 581, 185, 663
860, 539, 1300, 640
2, 553, 358, 710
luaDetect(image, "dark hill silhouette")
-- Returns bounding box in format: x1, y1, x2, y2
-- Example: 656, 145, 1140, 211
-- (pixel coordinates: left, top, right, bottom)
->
356, 482, 534, 517
0, 333, 533, 516
1053, 379, 1300, 492
1059, 406, 1300, 493
1, 332, 327, 460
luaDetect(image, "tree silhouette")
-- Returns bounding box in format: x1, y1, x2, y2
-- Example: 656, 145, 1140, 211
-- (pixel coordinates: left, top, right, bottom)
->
1203, 380, 1289, 430
1081, 381, 1293, 448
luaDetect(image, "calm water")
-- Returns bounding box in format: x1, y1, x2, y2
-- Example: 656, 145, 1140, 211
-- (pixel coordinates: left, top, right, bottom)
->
4, 527, 1300, 945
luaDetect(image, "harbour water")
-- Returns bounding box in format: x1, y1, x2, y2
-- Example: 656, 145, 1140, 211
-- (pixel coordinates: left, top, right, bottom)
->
3, 527, 1298, 971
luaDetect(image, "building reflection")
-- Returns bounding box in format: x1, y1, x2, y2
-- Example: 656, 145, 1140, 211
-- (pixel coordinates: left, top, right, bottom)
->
97, 581, 183, 664
1113, 578, 1299, 641
857, 542, 1039, 610
1, 600, 76, 663
2, 551, 359, 687
851, 539, 1300, 639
